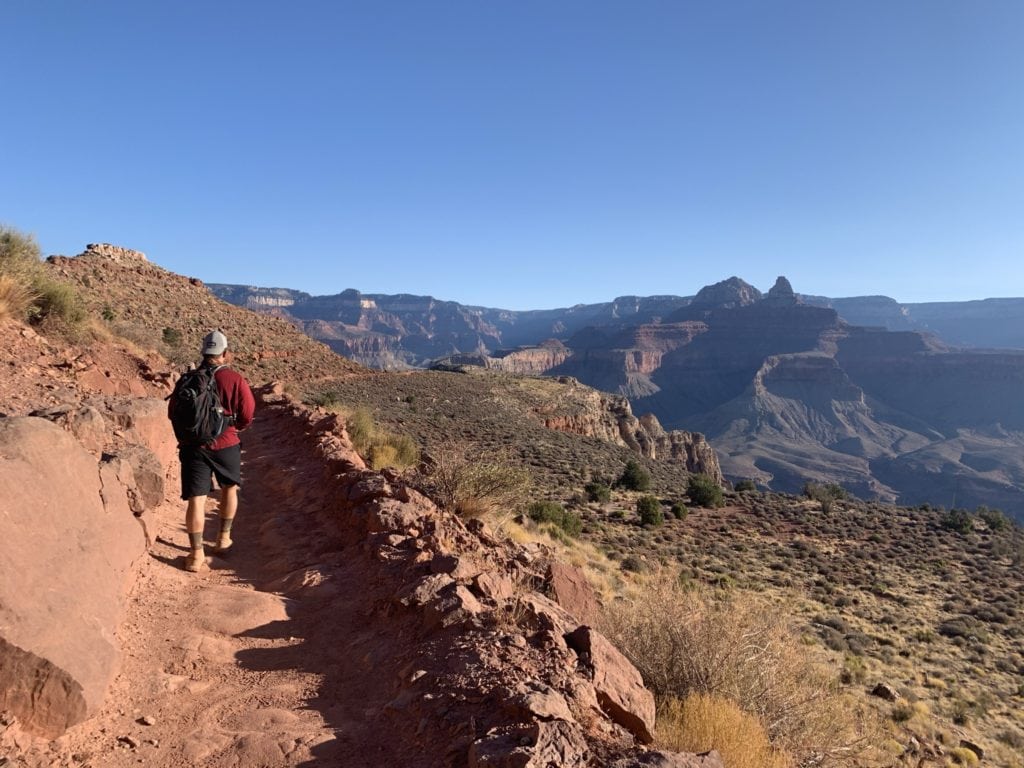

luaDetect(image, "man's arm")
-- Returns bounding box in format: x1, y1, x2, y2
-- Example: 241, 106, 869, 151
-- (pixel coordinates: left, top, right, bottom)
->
232, 377, 256, 431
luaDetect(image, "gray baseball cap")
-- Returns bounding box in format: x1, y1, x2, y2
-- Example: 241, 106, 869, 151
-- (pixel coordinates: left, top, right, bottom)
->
202, 330, 228, 356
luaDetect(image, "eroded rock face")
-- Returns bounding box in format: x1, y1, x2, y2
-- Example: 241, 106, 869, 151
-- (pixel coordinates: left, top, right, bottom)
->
0, 418, 146, 737
531, 380, 723, 481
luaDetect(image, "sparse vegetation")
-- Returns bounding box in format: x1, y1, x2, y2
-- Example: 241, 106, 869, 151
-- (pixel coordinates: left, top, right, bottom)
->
602, 571, 878, 765
584, 480, 612, 502
636, 495, 663, 527
687, 473, 724, 508
0, 273, 36, 321
0, 226, 87, 331
669, 501, 688, 520
656, 693, 792, 768
617, 459, 651, 491
527, 500, 583, 538
803, 481, 850, 513
415, 441, 531, 520
940, 508, 974, 535
306, 400, 420, 471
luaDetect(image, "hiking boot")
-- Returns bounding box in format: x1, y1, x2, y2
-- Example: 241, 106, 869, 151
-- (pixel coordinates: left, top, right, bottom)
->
185, 550, 207, 572
213, 533, 233, 554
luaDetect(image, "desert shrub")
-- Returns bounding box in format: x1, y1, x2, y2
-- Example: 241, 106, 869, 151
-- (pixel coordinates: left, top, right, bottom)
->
162, 326, 183, 347
687, 473, 724, 508
415, 442, 531, 520
601, 571, 877, 765
949, 747, 980, 766
309, 389, 343, 409
0, 274, 36, 321
803, 482, 849, 513
977, 506, 1010, 531
345, 407, 375, 451
585, 481, 611, 502
367, 433, 420, 471
0, 225, 41, 280
31, 276, 86, 328
940, 508, 974, 534
620, 554, 647, 573
300, 404, 418, 471
617, 459, 651, 491
527, 500, 582, 538
0, 227, 87, 330
670, 501, 688, 520
657, 693, 792, 768
637, 495, 663, 526
734, 479, 757, 492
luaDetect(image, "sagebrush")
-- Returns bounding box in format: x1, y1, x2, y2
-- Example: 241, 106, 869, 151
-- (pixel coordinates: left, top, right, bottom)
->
600, 570, 879, 766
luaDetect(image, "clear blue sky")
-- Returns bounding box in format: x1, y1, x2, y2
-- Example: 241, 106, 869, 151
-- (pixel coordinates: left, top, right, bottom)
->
2, 1, 1021, 309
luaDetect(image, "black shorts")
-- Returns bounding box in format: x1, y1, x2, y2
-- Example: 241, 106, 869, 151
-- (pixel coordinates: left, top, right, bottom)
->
179, 443, 242, 500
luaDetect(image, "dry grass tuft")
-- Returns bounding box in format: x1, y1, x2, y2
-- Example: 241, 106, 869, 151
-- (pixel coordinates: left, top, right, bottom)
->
601, 569, 881, 766
0, 274, 36, 321
319, 405, 420, 471
413, 441, 531, 520
657, 693, 793, 768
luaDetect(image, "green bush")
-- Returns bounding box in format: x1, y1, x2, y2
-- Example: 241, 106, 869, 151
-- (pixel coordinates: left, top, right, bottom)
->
617, 459, 651, 491
0, 227, 86, 330
803, 481, 850, 513
636, 495, 663, 526
734, 479, 757, 492
585, 481, 612, 502
32, 276, 86, 326
940, 508, 974, 535
687, 473, 724, 508
162, 326, 183, 347
527, 500, 583, 538
670, 501, 688, 520
977, 506, 1010, 532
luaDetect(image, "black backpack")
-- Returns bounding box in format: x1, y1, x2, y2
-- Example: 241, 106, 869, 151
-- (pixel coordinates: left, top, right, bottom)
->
169, 365, 230, 447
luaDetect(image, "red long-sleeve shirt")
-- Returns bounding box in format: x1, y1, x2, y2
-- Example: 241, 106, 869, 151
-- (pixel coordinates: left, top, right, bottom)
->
167, 365, 256, 450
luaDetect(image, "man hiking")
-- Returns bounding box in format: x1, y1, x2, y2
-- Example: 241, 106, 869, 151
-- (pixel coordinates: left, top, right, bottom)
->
167, 330, 256, 573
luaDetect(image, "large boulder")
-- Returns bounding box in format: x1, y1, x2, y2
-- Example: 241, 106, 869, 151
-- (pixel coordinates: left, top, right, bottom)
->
0, 417, 146, 737
565, 626, 656, 743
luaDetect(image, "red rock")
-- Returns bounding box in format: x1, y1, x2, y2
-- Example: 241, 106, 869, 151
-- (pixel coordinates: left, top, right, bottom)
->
431, 553, 483, 581
565, 627, 656, 743
0, 417, 146, 737
469, 720, 589, 767
105, 398, 176, 476
547, 563, 601, 625
473, 572, 516, 604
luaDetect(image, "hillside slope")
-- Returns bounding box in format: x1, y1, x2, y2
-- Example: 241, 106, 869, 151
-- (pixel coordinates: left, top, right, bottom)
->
3, 250, 716, 766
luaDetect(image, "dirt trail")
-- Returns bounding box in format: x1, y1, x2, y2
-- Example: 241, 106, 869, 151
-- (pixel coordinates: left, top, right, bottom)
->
37, 408, 423, 768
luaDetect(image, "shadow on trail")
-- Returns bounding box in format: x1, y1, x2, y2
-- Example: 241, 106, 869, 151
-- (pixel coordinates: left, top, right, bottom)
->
219, 408, 428, 767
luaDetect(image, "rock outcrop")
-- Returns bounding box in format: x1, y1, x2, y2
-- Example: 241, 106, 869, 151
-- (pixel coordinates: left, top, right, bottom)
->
528, 378, 722, 481
252, 386, 704, 765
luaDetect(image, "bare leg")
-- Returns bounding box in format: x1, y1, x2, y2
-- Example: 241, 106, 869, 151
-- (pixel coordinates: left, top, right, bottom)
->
185, 495, 207, 572
215, 485, 238, 552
